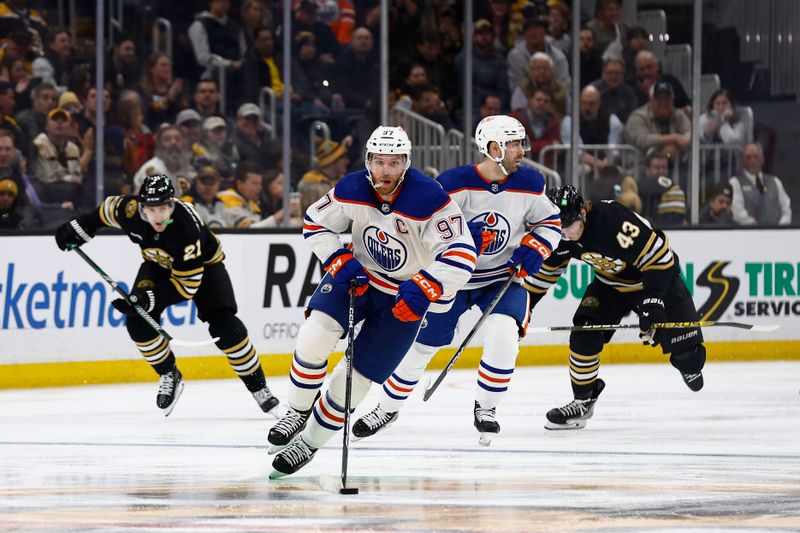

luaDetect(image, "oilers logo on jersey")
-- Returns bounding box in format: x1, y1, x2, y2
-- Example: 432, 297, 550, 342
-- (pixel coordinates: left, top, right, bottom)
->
470, 211, 511, 256
363, 226, 408, 272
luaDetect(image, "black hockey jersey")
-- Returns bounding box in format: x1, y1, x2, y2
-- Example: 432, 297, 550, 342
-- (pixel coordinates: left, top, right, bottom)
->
76, 195, 225, 307
525, 200, 677, 306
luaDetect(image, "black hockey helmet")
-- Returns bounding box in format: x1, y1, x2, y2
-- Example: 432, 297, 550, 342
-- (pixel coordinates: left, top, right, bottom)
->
139, 174, 175, 206
547, 185, 583, 226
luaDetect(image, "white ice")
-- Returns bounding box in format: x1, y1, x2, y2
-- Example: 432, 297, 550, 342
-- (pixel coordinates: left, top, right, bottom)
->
1, 361, 799, 532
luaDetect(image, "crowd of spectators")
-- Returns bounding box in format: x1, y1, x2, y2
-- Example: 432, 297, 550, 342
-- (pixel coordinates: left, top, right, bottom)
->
0, 0, 792, 231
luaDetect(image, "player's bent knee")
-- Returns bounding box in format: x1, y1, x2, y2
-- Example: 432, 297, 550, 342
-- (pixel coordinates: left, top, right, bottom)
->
206, 309, 246, 341
670, 344, 706, 373
295, 310, 344, 364
482, 314, 520, 365
570, 329, 605, 356
328, 363, 373, 407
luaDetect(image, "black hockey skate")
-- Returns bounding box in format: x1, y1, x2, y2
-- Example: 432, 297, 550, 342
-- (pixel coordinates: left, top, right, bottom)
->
156, 368, 184, 417
352, 405, 399, 441
545, 378, 605, 430
252, 386, 281, 417
269, 437, 318, 479
474, 401, 500, 446
267, 395, 317, 454
680, 371, 704, 392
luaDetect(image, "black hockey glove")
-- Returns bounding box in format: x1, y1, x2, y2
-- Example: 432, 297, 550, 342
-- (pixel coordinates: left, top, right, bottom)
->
112, 288, 156, 316
638, 297, 666, 346
55, 219, 92, 251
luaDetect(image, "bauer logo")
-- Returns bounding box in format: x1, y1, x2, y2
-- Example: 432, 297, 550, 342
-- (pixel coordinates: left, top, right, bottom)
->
471, 212, 511, 256
362, 226, 407, 272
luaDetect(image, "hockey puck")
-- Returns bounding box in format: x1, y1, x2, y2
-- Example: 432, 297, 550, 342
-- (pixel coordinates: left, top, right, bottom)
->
339, 487, 359, 495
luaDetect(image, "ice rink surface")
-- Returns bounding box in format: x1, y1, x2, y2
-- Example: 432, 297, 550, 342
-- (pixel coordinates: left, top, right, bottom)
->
1, 360, 799, 532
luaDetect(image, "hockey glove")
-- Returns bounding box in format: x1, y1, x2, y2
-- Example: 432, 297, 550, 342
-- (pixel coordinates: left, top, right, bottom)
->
392, 271, 443, 322
55, 219, 93, 251
638, 297, 666, 346
323, 248, 369, 296
112, 288, 156, 316
507, 234, 551, 278
467, 221, 496, 256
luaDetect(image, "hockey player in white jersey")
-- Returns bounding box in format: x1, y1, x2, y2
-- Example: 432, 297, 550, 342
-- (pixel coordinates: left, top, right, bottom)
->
352, 115, 562, 445
268, 126, 477, 477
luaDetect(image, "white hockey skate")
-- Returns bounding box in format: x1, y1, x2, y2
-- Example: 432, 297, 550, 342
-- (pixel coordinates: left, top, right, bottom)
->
474, 401, 500, 446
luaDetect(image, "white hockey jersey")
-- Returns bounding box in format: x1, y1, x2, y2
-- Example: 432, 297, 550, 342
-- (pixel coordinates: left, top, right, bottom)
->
436, 164, 562, 289
303, 168, 477, 312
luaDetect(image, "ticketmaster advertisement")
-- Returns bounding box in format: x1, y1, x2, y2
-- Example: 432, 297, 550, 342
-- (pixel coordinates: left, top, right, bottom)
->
0, 230, 798, 367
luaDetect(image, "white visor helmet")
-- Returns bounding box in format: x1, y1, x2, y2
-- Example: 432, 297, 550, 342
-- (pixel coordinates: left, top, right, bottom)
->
474, 115, 530, 174
364, 126, 412, 192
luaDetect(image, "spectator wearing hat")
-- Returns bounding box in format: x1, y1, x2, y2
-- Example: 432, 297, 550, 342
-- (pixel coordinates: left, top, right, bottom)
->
15, 80, 56, 142
624, 80, 691, 167
176, 109, 203, 151
0, 176, 23, 228
699, 181, 733, 225
453, 19, 510, 116
231, 102, 276, 171
32, 108, 83, 183
298, 136, 350, 213
181, 165, 227, 228
58, 90, 81, 115
0, 79, 29, 157
507, 16, 570, 95
140, 52, 188, 130
133, 125, 196, 195
193, 115, 239, 181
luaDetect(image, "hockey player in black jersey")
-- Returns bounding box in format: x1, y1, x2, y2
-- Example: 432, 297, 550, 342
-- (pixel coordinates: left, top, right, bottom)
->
526, 185, 706, 430
54, 174, 280, 417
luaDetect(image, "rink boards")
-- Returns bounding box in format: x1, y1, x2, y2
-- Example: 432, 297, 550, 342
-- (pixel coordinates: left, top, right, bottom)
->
1, 229, 798, 388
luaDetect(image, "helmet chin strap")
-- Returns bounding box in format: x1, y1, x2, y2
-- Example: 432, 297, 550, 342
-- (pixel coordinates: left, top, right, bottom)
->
487, 145, 510, 176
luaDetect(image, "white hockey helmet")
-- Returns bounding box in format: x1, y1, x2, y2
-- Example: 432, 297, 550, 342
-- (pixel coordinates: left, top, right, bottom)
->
474, 115, 530, 173
364, 126, 412, 190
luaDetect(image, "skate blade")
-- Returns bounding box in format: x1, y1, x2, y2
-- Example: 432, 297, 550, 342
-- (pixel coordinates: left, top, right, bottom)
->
544, 419, 587, 431
269, 468, 289, 480
264, 403, 287, 420
161, 381, 185, 417
478, 433, 493, 446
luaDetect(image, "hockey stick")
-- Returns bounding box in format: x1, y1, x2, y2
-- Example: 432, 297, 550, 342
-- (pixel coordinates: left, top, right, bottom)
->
69, 246, 220, 347
339, 281, 359, 495
423, 265, 522, 402
528, 321, 779, 333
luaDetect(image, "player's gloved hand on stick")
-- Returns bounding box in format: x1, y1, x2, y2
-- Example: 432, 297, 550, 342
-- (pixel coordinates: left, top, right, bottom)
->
323, 248, 369, 296
392, 271, 442, 322
55, 219, 92, 251
467, 221, 496, 256
112, 288, 156, 315
638, 297, 666, 346
507, 234, 551, 278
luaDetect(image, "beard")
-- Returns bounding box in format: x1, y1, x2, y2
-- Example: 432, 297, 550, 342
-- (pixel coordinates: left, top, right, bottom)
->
156, 147, 191, 172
